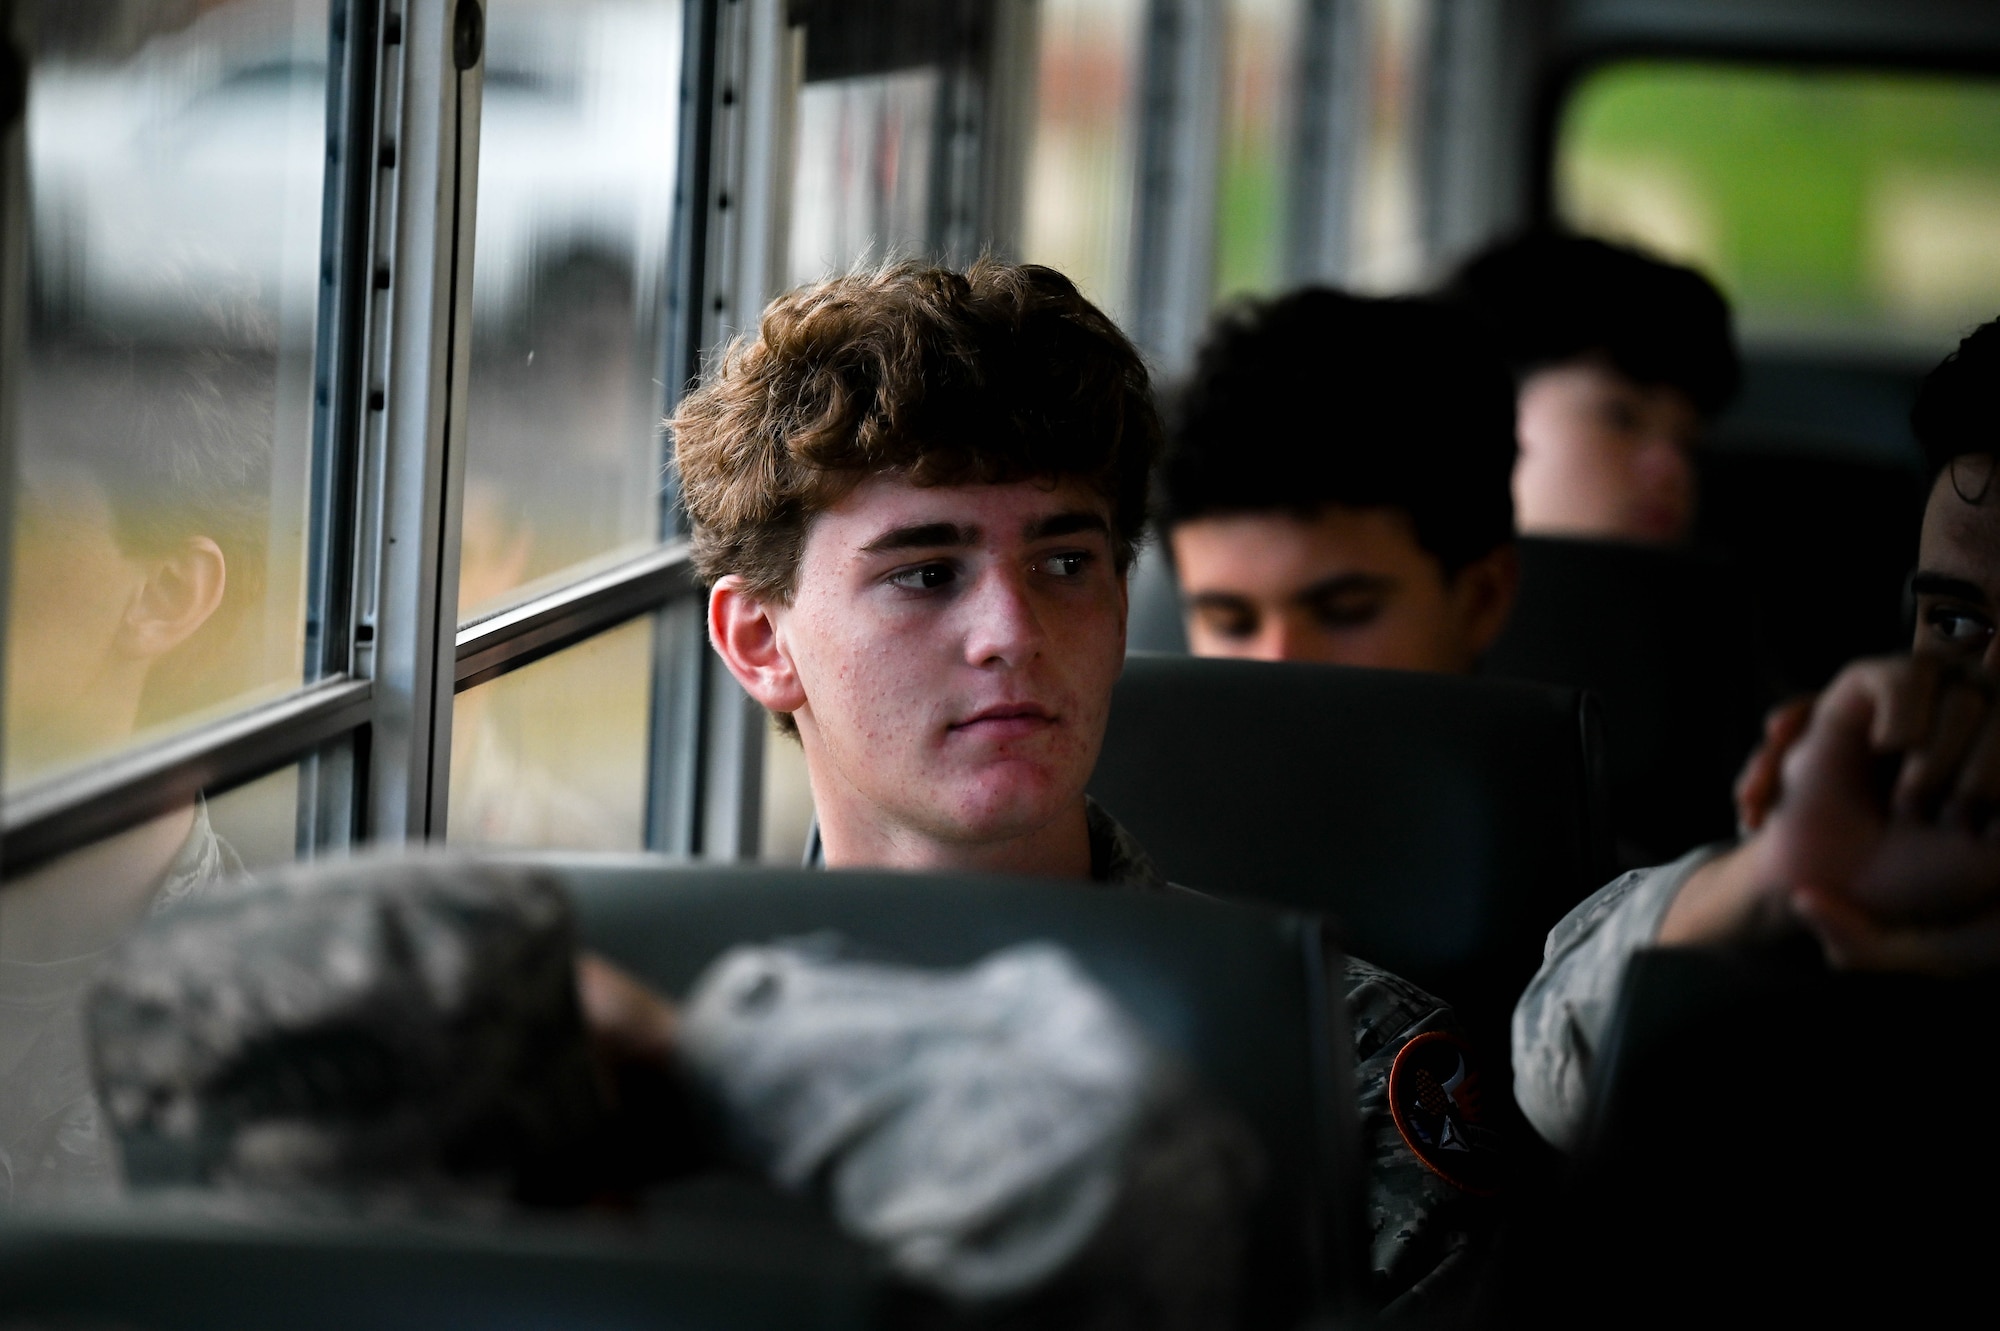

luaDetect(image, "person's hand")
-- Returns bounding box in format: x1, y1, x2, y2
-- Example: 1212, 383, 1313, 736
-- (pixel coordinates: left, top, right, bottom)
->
1789, 885, 2000, 974
1662, 656, 2000, 972
577, 952, 679, 1067
1760, 656, 2000, 973
573, 954, 708, 1191
1733, 695, 1816, 835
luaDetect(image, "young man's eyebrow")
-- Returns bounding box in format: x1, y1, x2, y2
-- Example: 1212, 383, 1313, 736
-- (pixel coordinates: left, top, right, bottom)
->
1024, 511, 1112, 542
860, 522, 978, 554
1184, 590, 1255, 610
1910, 571, 1992, 605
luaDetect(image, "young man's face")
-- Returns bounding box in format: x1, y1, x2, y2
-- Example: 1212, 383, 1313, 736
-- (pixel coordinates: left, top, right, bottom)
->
774, 476, 1127, 848
1513, 358, 1702, 545
1911, 456, 2000, 671
1168, 505, 1515, 673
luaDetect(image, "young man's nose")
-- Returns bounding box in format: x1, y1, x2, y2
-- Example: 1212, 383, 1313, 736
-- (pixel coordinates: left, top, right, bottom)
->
1232, 613, 1310, 663
960, 566, 1046, 666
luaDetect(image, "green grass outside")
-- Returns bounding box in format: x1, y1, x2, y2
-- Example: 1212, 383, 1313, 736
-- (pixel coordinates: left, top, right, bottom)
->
1561, 61, 2000, 340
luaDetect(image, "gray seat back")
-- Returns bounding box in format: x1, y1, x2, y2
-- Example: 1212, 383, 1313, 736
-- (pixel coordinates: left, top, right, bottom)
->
1483, 536, 1774, 865
1501, 946, 2000, 1324
548, 861, 1358, 1327
1088, 652, 1612, 1058
0, 1204, 881, 1331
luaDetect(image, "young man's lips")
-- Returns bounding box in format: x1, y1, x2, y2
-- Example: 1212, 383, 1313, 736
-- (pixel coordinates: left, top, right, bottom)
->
948, 704, 1059, 737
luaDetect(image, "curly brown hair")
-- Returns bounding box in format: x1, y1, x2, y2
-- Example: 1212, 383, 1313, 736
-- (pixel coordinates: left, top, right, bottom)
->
670, 259, 1160, 602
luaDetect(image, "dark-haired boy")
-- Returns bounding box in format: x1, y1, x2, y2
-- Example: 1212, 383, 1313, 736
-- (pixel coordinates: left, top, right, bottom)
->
669, 261, 1495, 1310
1514, 317, 2000, 1151
1447, 232, 1739, 546
1162, 290, 1520, 672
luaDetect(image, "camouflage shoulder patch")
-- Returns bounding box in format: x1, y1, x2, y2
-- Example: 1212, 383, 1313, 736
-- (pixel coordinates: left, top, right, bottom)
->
1388, 1031, 1501, 1196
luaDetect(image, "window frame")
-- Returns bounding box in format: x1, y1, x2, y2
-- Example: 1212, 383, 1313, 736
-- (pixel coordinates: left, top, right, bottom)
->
0, 0, 747, 876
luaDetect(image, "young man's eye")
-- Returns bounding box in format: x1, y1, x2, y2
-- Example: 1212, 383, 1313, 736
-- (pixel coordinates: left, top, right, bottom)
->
1193, 604, 1257, 640
1311, 596, 1386, 629
1923, 602, 1994, 648
1038, 550, 1094, 579
886, 562, 957, 593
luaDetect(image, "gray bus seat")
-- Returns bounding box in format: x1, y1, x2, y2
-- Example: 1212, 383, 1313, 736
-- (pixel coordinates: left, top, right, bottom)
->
1503, 945, 2000, 1323
1482, 536, 1776, 867
1088, 652, 1612, 1070
0, 1200, 881, 1331
543, 860, 1359, 1328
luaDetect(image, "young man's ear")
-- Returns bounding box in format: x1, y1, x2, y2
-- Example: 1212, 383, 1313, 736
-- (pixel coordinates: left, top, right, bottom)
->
1453, 541, 1521, 660
709, 576, 808, 717
118, 537, 227, 660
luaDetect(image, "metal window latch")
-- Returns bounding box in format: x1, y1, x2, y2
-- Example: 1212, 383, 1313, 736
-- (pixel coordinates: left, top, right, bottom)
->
453, 0, 483, 71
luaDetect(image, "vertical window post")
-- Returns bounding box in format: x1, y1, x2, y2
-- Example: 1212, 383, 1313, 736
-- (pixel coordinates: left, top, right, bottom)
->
1420, 0, 1529, 274
364, 0, 483, 842
1286, 0, 1358, 286
654, 0, 794, 861
0, 3, 25, 851
1128, 0, 1225, 376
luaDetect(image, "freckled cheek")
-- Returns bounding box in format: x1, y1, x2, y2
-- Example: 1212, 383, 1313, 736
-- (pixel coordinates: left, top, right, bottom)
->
810, 629, 950, 750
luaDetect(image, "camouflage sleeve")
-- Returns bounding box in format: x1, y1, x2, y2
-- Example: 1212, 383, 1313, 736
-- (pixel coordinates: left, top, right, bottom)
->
1344, 957, 1498, 1317
1509, 844, 1724, 1153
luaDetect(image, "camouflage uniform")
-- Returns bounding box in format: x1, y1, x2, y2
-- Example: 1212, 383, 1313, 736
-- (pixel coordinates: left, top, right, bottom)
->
1510, 843, 1725, 1153
811, 802, 1496, 1311
1081, 800, 1497, 1315
91, 855, 604, 1206
0, 803, 242, 1205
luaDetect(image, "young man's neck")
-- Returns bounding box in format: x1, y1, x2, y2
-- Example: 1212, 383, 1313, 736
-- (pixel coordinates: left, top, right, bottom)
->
815, 790, 1095, 881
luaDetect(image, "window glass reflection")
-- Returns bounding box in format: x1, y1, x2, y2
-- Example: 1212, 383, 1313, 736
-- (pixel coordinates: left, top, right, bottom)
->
447, 616, 654, 851
0, 762, 313, 1208
13, 0, 328, 788
460, 0, 684, 622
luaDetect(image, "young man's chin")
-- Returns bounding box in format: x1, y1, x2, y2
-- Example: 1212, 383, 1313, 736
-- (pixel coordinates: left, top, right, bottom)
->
915, 767, 1084, 846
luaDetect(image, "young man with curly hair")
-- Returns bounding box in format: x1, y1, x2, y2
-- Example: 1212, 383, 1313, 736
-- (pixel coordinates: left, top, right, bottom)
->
675, 260, 1147, 877
669, 260, 1496, 1313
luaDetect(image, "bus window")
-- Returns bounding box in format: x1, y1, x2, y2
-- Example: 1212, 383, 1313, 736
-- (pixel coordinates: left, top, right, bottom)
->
788, 68, 940, 287
448, 614, 655, 852
1559, 62, 2000, 359
761, 725, 815, 866
1214, 0, 1300, 302
1020, 0, 1144, 326
13, 0, 329, 788
458, 0, 684, 622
